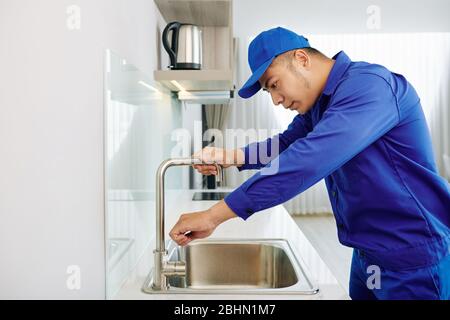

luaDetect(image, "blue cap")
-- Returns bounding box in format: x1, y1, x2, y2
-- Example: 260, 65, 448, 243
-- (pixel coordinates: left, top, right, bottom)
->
238, 27, 310, 99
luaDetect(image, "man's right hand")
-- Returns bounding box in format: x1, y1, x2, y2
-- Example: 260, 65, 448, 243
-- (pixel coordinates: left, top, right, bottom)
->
192, 147, 244, 176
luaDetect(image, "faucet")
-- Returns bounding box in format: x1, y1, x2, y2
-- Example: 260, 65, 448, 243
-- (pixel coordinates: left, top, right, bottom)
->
152, 158, 223, 291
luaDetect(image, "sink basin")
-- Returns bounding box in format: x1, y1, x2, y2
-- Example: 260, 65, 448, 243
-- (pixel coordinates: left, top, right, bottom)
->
142, 239, 319, 295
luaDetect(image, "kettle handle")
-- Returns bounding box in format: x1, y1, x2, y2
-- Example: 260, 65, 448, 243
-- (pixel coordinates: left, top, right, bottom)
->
162, 22, 181, 69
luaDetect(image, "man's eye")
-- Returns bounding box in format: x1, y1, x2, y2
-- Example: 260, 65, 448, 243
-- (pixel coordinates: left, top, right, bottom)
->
271, 81, 278, 89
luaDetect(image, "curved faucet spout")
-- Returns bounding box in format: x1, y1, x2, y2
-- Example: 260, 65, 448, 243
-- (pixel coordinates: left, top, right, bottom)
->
152, 158, 223, 290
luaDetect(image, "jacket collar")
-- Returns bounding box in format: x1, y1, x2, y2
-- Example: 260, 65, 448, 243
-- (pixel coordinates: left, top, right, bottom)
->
322, 50, 352, 96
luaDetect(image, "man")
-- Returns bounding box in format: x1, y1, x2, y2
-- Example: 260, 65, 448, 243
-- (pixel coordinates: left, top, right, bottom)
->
169, 27, 450, 300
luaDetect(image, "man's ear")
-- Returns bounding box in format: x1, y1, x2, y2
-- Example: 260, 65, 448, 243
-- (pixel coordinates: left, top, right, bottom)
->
293, 49, 310, 69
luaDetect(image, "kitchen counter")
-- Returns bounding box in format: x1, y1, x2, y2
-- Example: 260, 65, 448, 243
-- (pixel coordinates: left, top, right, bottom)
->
113, 189, 350, 300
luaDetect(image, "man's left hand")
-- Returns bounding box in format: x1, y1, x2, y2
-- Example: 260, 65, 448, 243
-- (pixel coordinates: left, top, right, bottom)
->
169, 200, 238, 246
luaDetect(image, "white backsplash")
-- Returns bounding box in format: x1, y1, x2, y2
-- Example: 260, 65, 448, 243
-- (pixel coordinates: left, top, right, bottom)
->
104, 50, 185, 298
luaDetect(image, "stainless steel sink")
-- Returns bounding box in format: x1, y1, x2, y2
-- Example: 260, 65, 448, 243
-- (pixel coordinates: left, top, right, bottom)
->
142, 239, 319, 295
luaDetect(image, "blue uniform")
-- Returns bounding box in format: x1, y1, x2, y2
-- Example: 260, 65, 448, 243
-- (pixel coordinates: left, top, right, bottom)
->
224, 51, 450, 299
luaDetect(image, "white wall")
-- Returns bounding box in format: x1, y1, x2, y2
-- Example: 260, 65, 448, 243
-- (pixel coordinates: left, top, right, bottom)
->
0, 0, 167, 299
234, 0, 450, 38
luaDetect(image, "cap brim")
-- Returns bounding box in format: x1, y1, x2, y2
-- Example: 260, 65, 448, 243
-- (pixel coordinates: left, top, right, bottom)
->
238, 57, 275, 99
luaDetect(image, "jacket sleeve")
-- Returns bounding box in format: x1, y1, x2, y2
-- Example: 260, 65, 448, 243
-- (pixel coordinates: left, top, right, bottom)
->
225, 74, 400, 220
238, 113, 312, 170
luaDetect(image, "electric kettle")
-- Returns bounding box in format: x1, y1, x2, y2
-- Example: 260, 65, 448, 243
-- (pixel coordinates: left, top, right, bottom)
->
162, 22, 202, 70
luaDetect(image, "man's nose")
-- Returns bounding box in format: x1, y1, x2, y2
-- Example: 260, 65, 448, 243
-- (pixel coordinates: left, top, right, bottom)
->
271, 92, 284, 106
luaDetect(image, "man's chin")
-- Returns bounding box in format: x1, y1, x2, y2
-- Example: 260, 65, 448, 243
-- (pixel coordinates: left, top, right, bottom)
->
296, 107, 306, 115
297, 103, 315, 114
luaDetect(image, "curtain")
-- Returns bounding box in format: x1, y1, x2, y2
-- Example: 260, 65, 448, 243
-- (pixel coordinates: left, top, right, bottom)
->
225, 32, 450, 215
205, 104, 230, 132
204, 104, 230, 185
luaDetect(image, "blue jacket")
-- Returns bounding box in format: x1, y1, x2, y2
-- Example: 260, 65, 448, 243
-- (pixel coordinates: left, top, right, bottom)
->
224, 51, 450, 271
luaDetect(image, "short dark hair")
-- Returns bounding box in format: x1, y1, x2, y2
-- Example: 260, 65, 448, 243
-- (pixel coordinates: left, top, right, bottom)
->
273, 47, 325, 66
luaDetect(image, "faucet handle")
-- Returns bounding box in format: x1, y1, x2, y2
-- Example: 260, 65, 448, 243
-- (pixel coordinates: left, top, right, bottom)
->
214, 163, 223, 187
190, 157, 223, 187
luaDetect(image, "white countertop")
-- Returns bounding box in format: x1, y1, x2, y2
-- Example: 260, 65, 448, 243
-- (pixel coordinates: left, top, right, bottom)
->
113, 189, 349, 300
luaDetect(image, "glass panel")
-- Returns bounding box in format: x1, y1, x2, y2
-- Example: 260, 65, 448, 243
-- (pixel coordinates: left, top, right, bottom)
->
104, 50, 183, 298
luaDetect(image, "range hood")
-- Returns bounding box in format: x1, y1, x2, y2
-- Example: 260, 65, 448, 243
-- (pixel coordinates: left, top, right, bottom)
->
177, 90, 233, 104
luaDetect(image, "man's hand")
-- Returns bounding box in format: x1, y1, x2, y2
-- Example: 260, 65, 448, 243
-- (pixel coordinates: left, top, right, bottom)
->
192, 147, 244, 176
169, 200, 237, 246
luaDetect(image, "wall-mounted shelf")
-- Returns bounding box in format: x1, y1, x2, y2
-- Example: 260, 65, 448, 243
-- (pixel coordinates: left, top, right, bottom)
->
154, 0, 231, 27
154, 0, 235, 98
154, 69, 233, 92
